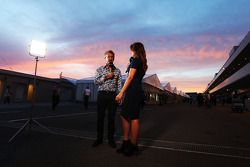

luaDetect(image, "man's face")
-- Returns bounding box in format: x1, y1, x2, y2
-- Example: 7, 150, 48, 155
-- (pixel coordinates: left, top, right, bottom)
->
105, 53, 114, 64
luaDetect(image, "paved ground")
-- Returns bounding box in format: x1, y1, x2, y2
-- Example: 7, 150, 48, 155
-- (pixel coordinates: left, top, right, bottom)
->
1, 102, 250, 167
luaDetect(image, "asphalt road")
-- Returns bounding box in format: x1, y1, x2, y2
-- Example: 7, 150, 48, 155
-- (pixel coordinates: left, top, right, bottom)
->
1, 102, 250, 167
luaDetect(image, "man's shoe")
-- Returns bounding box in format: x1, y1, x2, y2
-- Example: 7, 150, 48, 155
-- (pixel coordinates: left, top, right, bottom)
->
108, 140, 117, 148
92, 139, 103, 147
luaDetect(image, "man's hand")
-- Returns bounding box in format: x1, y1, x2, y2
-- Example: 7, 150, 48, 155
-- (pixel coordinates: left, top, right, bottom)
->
105, 72, 114, 80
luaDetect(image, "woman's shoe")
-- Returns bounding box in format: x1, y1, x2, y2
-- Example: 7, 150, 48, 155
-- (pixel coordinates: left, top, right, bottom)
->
117, 140, 131, 153
123, 143, 139, 157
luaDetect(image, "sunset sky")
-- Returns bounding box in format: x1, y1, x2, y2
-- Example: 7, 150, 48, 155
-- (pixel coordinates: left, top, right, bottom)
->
0, 0, 250, 93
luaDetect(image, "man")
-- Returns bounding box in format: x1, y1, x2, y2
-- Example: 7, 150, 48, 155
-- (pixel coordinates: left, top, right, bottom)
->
83, 86, 91, 109
93, 50, 122, 148
3, 85, 11, 104
52, 86, 60, 111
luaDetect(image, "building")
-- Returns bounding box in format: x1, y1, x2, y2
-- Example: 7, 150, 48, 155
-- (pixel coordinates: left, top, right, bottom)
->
204, 31, 250, 108
0, 69, 76, 103
76, 74, 188, 104
0, 68, 189, 105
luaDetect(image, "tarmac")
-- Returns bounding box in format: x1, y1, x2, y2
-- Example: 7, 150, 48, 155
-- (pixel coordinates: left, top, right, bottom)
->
1, 102, 250, 167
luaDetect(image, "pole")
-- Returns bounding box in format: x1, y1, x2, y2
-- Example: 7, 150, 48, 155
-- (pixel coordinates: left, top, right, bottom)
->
29, 56, 38, 130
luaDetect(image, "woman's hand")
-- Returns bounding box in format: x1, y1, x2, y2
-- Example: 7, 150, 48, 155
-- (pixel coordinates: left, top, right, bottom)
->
115, 92, 124, 104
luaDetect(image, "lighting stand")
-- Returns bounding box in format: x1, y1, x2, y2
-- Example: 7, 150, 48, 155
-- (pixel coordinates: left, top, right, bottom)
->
9, 55, 54, 143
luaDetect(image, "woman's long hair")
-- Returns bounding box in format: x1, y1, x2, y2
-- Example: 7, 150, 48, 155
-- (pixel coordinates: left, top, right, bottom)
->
130, 42, 148, 71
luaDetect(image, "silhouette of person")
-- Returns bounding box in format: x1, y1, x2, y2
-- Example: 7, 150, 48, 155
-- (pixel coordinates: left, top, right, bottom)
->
116, 42, 148, 156
3, 85, 11, 104
92, 50, 122, 148
52, 86, 60, 111
83, 86, 91, 109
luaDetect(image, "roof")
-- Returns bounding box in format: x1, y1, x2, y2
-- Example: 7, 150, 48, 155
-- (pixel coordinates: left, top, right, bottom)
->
0, 68, 56, 83
142, 74, 164, 90
76, 75, 128, 84
0, 69, 77, 86
163, 82, 172, 92
173, 87, 178, 94
61, 76, 77, 85
76, 74, 157, 84
205, 31, 250, 94
75, 73, 191, 97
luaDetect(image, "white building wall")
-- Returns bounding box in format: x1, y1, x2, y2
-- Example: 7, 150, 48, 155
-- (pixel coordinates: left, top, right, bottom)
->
75, 81, 99, 102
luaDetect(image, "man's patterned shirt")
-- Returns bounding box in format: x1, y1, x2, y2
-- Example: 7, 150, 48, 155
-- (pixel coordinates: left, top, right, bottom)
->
95, 65, 122, 93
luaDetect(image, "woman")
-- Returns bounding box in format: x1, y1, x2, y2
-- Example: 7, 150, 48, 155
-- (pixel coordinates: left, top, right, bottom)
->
115, 42, 148, 156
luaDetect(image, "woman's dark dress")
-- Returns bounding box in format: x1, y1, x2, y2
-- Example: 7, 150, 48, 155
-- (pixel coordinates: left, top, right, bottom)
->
121, 57, 145, 120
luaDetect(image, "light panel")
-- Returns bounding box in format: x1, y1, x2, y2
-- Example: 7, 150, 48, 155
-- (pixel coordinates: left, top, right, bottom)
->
29, 40, 47, 58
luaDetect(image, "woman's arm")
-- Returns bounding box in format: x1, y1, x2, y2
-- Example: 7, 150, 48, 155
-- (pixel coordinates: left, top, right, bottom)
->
120, 68, 136, 94
115, 68, 136, 103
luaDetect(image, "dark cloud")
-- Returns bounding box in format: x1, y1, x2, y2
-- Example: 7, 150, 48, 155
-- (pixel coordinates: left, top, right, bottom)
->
1, 0, 250, 92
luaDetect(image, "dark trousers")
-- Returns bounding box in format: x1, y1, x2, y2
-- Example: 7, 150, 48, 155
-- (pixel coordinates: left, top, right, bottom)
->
3, 96, 10, 104
96, 91, 117, 141
52, 95, 60, 110
84, 95, 89, 109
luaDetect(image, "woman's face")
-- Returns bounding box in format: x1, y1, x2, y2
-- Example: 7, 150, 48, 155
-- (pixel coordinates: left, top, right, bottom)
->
130, 50, 135, 56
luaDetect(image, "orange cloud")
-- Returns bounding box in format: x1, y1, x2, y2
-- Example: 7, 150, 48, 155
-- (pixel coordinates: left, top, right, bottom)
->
1, 34, 240, 93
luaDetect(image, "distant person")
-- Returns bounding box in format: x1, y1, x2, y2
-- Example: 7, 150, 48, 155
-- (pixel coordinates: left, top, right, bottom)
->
197, 93, 203, 107
206, 93, 211, 108
52, 86, 60, 111
116, 42, 148, 156
211, 95, 217, 106
222, 97, 226, 106
92, 50, 122, 148
189, 98, 193, 105
3, 85, 12, 104
83, 86, 91, 109
140, 91, 146, 110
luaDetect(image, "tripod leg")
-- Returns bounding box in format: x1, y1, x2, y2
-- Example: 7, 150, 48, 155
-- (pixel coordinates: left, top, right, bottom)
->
32, 119, 55, 134
8, 119, 30, 143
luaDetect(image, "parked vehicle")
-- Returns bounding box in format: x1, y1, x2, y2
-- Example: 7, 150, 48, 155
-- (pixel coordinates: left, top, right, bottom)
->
231, 97, 244, 112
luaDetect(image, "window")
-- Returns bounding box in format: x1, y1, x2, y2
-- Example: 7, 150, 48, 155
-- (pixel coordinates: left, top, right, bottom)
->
27, 84, 34, 101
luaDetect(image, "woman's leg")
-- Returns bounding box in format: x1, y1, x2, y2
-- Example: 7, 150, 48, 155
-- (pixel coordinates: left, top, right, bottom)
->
121, 116, 130, 140
121, 119, 139, 156
117, 116, 131, 153
130, 119, 140, 144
